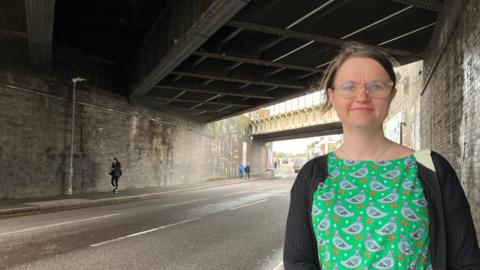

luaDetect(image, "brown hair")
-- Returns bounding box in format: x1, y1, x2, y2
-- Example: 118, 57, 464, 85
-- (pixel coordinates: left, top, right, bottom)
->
318, 42, 399, 111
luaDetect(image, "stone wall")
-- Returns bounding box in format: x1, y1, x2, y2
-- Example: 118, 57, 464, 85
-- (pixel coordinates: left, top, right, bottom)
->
0, 67, 267, 199
388, 60, 424, 150
421, 0, 480, 234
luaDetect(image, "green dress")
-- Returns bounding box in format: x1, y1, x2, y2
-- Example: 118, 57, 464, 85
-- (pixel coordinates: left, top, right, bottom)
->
312, 151, 432, 270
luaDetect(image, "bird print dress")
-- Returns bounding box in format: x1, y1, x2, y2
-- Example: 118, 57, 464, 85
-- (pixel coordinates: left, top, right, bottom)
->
312, 151, 432, 270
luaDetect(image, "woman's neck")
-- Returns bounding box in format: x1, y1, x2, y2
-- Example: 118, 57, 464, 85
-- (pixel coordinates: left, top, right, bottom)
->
339, 126, 391, 160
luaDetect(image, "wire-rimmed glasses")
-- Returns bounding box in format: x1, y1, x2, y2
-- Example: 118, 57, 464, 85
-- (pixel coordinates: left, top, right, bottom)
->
333, 80, 394, 99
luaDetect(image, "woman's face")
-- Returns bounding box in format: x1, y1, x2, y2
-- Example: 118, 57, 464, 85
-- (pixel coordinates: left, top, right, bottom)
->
327, 57, 396, 130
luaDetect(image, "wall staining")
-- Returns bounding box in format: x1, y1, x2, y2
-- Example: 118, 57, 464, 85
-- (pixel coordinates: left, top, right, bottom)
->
421, 0, 480, 234
0, 68, 267, 199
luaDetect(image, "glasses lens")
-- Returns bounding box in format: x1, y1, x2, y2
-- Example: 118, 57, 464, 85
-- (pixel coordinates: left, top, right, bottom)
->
366, 81, 390, 97
335, 80, 392, 98
336, 81, 357, 98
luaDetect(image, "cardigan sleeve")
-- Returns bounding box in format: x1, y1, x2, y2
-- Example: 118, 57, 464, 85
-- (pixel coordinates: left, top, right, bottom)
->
283, 168, 320, 270
433, 152, 480, 269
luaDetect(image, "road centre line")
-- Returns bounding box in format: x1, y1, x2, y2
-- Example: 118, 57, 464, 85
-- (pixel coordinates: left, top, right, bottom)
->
229, 199, 268, 211
223, 190, 252, 196
90, 217, 201, 247
0, 214, 120, 237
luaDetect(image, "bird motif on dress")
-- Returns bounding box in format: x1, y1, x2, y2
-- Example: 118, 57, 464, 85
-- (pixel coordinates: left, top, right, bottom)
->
401, 201, 421, 221
329, 169, 341, 178
410, 226, 426, 240
406, 261, 417, 270
404, 156, 416, 168
334, 200, 354, 217
342, 216, 363, 235
364, 233, 385, 252
374, 160, 392, 166
402, 180, 420, 192
344, 160, 360, 166
318, 188, 335, 201
333, 230, 353, 250
366, 202, 388, 219
398, 234, 414, 255
369, 176, 389, 192
340, 250, 361, 268
346, 190, 366, 204
371, 250, 395, 269
412, 197, 428, 208
348, 165, 369, 178
375, 216, 398, 235
380, 168, 401, 179
323, 250, 330, 262
377, 188, 399, 203
421, 242, 429, 257
317, 237, 327, 246
340, 178, 358, 190
318, 182, 329, 189
312, 204, 322, 216
317, 213, 331, 231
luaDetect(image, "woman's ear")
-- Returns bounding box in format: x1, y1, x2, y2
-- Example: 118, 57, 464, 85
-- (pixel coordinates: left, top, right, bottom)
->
389, 88, 397, 102
327, 88, 334, 99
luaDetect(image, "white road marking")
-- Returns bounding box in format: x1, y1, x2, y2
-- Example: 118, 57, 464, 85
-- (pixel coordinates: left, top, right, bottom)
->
90, 217, 201, 247
223, 191, 252, 196
273, 262, 284, 270
0, 214, 120, 237
229, 199, 268, 211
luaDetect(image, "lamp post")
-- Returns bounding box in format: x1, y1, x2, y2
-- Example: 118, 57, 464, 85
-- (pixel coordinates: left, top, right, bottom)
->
66, 77, 86, 195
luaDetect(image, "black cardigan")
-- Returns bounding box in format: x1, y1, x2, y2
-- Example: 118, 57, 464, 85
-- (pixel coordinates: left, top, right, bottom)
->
283, 151, 480, 270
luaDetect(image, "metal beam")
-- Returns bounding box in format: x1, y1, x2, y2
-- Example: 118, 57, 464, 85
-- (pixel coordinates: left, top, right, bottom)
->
226, 20, 413, 57
131, 0, 250, 96
388, 0, 443, 12
24, 0, 56, 71
193, 51, 321, 73
153, 97, 252, 108
218, 27, 243, 48
171, 71, 306, 90
190, 94, 224, 110
154, 85, 276, 100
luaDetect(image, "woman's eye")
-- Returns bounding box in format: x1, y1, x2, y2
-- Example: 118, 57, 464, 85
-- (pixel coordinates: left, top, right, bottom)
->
367, 82, 383, 91
341, 83, 356, 91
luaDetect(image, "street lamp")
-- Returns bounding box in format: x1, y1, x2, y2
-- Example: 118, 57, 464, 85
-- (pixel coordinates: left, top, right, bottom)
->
66, 77, 86, 195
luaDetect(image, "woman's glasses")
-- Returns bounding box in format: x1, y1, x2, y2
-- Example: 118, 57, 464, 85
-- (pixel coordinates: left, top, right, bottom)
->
333, 80, 394, 99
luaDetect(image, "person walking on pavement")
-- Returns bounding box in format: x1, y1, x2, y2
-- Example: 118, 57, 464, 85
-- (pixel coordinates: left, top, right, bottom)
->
110, 158, 122, 194
244, 163, 250, 179
239, 163, 245, 179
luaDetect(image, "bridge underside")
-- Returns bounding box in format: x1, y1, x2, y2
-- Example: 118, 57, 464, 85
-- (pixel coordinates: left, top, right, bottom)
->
253, 122, 343, 142
0, 0, 443, 123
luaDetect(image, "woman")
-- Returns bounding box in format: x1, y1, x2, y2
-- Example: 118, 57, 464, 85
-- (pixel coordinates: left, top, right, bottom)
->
283, 42, 480, 269
110, 158, 122, 194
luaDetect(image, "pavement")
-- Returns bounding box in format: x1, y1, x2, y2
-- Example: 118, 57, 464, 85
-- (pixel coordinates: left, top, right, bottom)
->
0, 176, 271, 218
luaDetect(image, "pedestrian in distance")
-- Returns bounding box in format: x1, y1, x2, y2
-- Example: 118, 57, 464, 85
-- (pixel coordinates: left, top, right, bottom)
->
244, 163, 250, 180
239, 163, 245, 179
283, 41, 480, 270
109, 157, 122, 194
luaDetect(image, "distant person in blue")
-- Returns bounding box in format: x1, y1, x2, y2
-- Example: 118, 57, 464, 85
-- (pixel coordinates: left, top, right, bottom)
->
109, 158, 122, 194
244, 163, 250, 179
239, 163, 245, 179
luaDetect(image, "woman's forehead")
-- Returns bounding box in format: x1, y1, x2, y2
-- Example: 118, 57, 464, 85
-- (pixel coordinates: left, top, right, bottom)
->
335, 57, 389, 80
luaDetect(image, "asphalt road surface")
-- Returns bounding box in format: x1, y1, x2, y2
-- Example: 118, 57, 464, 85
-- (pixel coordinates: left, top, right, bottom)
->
0, 173, 296, 270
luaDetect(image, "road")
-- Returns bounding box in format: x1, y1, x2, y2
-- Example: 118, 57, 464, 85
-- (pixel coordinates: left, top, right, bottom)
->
0, 173, 296, 270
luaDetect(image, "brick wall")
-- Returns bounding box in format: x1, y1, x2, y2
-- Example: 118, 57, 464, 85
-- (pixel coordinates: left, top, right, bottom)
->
421, 0, 480, 234
0, 67, 267, 199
